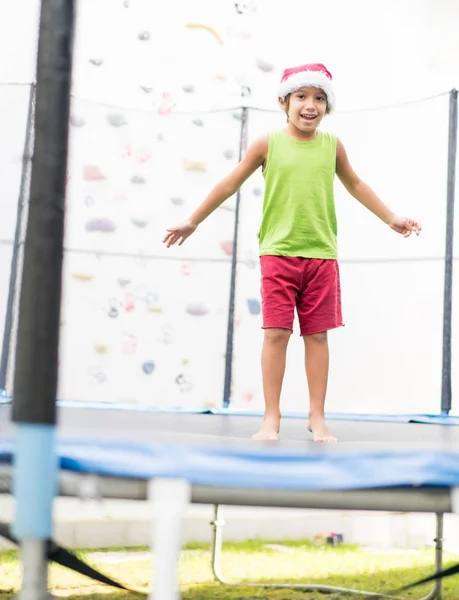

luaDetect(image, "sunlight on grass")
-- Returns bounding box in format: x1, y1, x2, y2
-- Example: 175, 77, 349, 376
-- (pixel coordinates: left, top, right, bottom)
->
0, 539, 458, 599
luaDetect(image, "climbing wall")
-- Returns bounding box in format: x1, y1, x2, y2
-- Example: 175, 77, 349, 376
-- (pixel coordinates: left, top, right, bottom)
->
60, 100, 242, 407
5, 0, 451, 413
54, 0, 280, 407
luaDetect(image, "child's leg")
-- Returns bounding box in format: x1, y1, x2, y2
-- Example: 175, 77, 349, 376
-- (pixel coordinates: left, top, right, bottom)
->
254, 256, 299, 440
297, 259, 343, 442
303, 332, 337, 442
252, 328, 291, 440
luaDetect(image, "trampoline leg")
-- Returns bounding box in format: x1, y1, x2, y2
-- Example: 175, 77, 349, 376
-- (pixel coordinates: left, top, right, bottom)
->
210, 504, 229, 584
421, 512, 444, 600
17, 539, 49, 600
148, 478, 191, 600
208, 505, 390, 597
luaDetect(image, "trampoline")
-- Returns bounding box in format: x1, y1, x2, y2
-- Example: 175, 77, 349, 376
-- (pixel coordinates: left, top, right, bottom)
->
2, 3, 458, 600
2, 402, 459, 598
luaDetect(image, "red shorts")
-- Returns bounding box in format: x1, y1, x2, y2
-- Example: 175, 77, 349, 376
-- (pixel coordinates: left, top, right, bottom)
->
260, 256, 343, 336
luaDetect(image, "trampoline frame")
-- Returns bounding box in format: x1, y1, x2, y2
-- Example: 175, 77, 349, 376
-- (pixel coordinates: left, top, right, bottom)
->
0, 466, 456, 599
210, 504, 444, 599
145, 477, 457, 600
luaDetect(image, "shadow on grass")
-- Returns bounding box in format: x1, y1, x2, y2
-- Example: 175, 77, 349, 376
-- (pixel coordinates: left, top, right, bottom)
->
0, 561, 455, 600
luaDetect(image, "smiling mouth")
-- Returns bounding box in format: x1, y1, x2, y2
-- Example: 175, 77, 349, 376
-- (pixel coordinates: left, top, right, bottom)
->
300, 114, 317, 121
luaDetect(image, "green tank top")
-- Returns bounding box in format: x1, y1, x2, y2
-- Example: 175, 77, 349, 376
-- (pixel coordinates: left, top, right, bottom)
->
258, 130, 338, 259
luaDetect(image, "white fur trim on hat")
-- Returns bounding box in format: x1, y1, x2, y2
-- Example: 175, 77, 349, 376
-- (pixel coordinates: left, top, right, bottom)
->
278, 70, 335, 111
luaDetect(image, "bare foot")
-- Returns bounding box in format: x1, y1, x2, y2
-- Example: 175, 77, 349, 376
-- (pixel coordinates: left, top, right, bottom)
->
307, 416, 337, 443
252, 415, 280, 441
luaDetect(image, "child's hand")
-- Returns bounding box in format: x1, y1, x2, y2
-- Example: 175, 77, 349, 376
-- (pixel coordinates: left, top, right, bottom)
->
388, 215, 422, 238
163, 219, 198, 247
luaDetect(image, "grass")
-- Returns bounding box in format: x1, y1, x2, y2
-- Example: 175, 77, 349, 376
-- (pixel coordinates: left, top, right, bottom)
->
1, 539, 459, 599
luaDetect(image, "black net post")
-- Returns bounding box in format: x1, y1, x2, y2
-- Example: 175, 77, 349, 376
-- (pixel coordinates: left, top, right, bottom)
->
223, 106, 249, 408
12, 1, 74, 425
11, 2, 75, 598
441, 88, 458, 414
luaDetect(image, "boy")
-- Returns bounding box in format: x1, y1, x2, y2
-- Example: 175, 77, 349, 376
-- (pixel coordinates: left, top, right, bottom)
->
163, 63, 421, 442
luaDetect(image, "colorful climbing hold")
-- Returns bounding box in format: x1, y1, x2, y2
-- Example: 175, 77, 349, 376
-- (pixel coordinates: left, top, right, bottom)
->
95, 372, 107, 384
114, 193, 127, 202
220, 240, 233, 256
185, 23, 224, 45
182, 262, 193, 276
70, 115, 85, 127
72, 273, 93, 281
241, 391, 255, 403
184, 160, 207, 172
158, 92, 176, 115
244, 256, 257, 269
256, 58, 274, 72
175, 373, 193, 392
148, 305, 163, 314
122, 333, 137, 355
83, 165, 106, 181
142, 361, 155, 375
107, 113, 127, 127
186, 302, 209, 316
235, 1, 257, 15
124, 292, 136, 312
137, 147, 152, 165
94, 343, 108, 354
247, 298, 261, 315
85, 218, 116, 233
131, 218, 148, 228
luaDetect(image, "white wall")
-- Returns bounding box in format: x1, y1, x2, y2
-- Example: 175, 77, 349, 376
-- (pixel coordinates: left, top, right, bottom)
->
0, 0, 457, 413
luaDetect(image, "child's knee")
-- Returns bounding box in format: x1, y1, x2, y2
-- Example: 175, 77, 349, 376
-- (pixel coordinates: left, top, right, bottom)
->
304, 331, 328, 344
264, 327, 291, 345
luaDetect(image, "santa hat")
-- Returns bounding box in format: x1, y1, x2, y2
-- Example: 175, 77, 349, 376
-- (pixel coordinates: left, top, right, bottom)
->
278, 63, 336, 111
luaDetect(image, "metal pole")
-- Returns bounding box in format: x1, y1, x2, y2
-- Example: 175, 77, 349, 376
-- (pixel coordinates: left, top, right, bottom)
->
223, 106, 249, 408
0, 83, 36, 394
441, 89, 457, 414
12, 1, 75, 599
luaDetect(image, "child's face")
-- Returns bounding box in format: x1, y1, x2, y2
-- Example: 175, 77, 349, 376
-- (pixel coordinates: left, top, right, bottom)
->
279, 86, 328, 132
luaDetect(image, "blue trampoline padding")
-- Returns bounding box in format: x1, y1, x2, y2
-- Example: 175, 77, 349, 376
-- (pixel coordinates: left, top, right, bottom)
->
1, 436, 459, 491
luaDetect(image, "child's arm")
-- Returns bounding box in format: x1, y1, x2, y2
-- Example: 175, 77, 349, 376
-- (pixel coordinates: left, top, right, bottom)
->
335, 138, 421, 237
163, 135, 268, 248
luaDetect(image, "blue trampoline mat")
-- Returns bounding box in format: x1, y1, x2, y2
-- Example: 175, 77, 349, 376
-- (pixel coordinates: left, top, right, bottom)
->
1, 435, 459, 491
